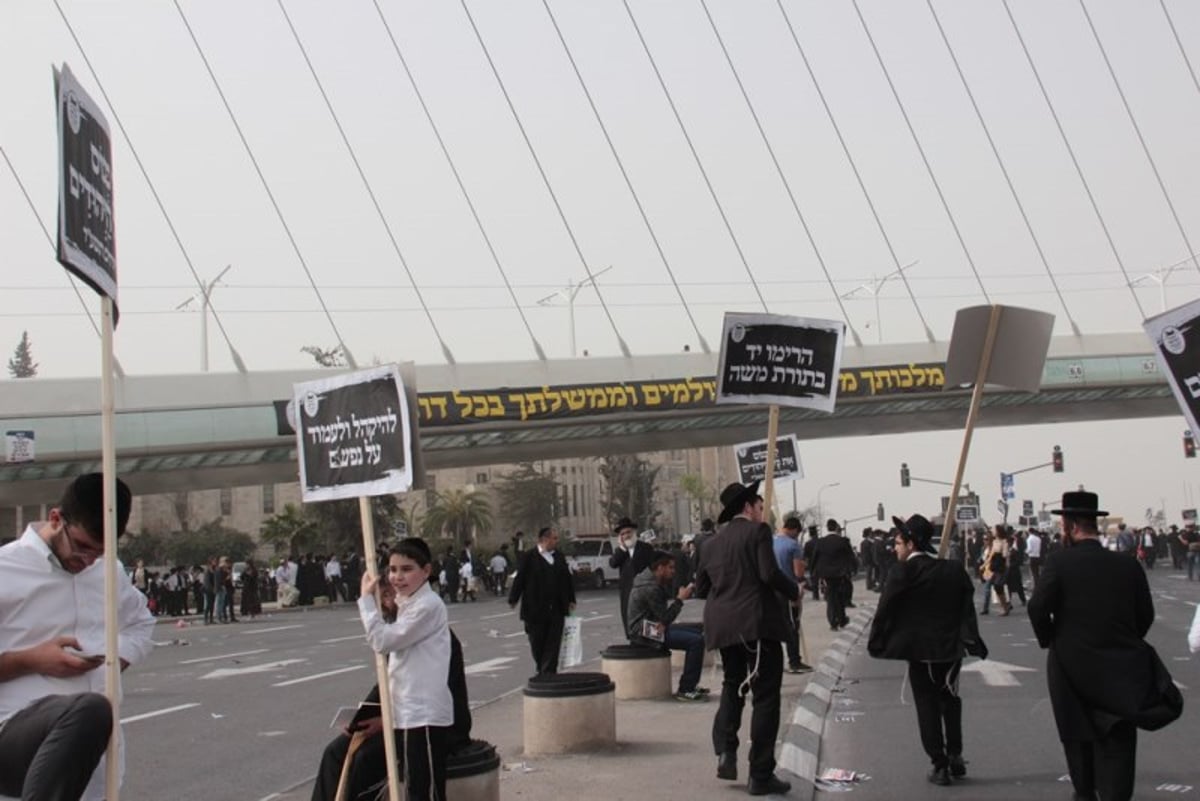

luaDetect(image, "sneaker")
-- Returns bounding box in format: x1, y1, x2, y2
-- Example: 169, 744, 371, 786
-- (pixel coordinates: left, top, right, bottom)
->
694, 686, 712, 695
675, 690, 707, 701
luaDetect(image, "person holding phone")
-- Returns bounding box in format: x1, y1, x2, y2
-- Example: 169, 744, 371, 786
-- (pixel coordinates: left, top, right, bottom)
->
0, 473, 155, 801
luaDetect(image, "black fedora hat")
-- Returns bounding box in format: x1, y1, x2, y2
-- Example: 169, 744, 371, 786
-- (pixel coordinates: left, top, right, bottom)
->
1051, 491, 1107, 518
717, 480, 762, 524
613, 517, 637, 534
892, 513, 936, 553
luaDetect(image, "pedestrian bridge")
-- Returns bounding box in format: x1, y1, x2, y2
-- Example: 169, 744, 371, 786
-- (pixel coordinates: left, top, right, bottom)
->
0, 332, 1173, 504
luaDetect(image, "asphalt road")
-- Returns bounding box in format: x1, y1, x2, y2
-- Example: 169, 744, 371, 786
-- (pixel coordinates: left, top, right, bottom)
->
119, 586, 629, 801
818, 569, 1199, 799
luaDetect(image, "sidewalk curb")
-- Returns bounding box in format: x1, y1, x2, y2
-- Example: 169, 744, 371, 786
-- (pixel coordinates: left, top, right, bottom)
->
778, 607, 873, 800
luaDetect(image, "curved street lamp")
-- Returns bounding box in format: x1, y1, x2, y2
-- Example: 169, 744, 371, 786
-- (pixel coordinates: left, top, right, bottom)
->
817, 482, 841, 528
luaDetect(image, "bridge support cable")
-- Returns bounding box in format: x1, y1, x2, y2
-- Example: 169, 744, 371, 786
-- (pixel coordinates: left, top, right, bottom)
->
172, 0, 358, 368
1160, 0, 1200, 98
0, 143, 126, 377
540, 0, 711, 354
776, 0, 935, 343
52, 0, 246, 372
276, 1, 458, 364
925, 0, 1082, 336
1078, 0, 1200, 281
699, 0, 861, 346
851, 1, 991, 308
620, 0, 769, 315
1002, 1, 1146, 322
457, 0, 632, 359
370, 1, 546, 362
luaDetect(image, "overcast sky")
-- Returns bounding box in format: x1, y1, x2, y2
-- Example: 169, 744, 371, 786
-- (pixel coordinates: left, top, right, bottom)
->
4, 0, 1200, 524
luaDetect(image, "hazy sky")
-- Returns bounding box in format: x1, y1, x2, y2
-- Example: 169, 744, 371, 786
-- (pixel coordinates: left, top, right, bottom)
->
3, 1, 1200, 523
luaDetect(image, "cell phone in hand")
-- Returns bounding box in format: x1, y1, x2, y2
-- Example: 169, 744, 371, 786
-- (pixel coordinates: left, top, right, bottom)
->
66, 648, 104, 662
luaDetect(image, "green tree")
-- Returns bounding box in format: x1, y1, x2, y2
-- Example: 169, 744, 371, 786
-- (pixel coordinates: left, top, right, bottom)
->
679, 473, 719, 523
599, 454, 660, 529
301, 494, 402, 555
494, 463, 561, 536
165, 519, 256, 566
259, 503, 318, 555
118, 530, 168, 566
422, 488, 493, 545
7, 331, 38, 378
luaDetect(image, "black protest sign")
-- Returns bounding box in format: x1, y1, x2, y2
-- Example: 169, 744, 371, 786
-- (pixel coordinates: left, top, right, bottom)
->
294, 366, 413, 502
735, 435, 803, 484
1145, 298, 1200, 438
716, 313, 845, 412
55, 64, 118, 317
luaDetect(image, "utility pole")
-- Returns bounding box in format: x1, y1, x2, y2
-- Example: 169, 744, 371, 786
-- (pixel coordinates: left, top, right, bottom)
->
537, 265, 614, 357
176, 264, 232, 372
839, 260, 919, 344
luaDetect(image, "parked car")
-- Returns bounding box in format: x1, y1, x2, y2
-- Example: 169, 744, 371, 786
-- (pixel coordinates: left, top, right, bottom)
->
231, 561, 248, 588
567, 535, 618, 590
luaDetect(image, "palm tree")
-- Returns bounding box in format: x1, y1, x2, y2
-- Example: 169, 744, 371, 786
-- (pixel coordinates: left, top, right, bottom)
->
259, 503, 318, 555
422, 489, 493, 545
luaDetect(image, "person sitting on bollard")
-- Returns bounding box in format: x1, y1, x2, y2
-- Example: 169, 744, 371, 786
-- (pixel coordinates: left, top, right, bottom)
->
627, 549, 709, 701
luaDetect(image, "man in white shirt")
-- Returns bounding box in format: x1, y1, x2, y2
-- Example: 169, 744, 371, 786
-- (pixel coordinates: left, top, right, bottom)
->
1026, 529, 1043, 591
325, 555, 344, 602
0, 473, 155, 801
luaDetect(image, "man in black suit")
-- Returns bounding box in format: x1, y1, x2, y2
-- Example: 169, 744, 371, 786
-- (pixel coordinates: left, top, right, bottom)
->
695, 481, 798, 797
1030, 491, 1174, 801
809, 519, 857, 630
509, 527, 576, 675
868, 514, 987, 786
609, 516, 655, 635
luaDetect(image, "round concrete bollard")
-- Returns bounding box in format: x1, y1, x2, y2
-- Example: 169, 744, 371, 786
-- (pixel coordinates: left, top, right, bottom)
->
447, 740, 501, 801
523, 672, 616, 755
601, 643, 672, 700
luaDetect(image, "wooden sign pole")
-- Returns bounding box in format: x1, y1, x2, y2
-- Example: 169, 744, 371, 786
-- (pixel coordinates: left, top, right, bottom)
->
358, 496, 402, 801
100, 297, 121, 801
939, 305, 1003, 557
762, 405, 780, 522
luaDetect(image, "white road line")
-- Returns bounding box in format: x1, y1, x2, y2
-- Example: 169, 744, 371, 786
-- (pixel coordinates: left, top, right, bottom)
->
502, 631, 526, 639
273, 665, 366, 687
179, 649, 269, 665
481, 610, 515, 620
584, 614, 613, 622
121, 703, 200, 724
320, 635, 364, 644
239, 624, 304, 635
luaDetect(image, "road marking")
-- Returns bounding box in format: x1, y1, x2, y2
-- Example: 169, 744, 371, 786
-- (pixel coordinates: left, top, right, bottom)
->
1174, 679, 1189, 690
464, 656, 518, 675
580, 598, 605, 604
179, 648, 270, 665
120, 703, 200, 724
583, 614, 613, 622
273, 665, 366, 687
961, 659, 1036, 687
481, 610, 515, 620
320, 635, 363, 644
239, 624, 304, 635
201, 659, 308, 680
502, 631, 526, 639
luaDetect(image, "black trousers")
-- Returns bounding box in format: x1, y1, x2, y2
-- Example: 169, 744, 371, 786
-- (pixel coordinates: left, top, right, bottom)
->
1062, 721, 1137, 801
525, 616, 565, 675
908, 660, 963, 769
312, 729, 387, 801
784, 603, 804, 668
824, 576, 850, 628
312, 726, 450, 801
0, 692, 112, 801
712, 639, 784, 781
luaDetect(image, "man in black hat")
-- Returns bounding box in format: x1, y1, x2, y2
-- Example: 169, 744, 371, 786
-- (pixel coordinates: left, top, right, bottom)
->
1030, 491, 1177, 801
609, 516, 654, 635
868, 514, 987, 786
809, 518, 857, 631
695, 481, 798, 797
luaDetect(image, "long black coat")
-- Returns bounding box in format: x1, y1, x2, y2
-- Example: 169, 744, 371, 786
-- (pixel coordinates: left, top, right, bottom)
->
1028, 539, 1155, 741
868, 554, 987, 662
695, 517, 798, 650
809, 534, 857, 580
508, 548, 575, 624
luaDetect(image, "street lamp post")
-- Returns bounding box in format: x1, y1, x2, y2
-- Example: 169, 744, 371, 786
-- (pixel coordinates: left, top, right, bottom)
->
199, 265, 231, 372
817, 482, 840, 528
536, 265, 615, 358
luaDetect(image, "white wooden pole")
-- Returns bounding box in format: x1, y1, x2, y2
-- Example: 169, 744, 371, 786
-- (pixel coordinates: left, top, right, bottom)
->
100, 297, 121, 801
938, 305, 1003, 557
359, 496, 402, 801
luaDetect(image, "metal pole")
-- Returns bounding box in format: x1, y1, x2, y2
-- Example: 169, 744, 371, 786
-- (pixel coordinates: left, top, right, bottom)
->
568, 281, 577, 358
200, 290, 209, 372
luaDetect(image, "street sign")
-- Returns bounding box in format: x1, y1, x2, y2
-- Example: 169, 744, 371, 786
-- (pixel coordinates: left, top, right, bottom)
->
1000, 472, 1014, 500
955, 505, 980, 524
1022, 499, 1034, 517
996, 499, 1008, 516
734, 435, 803, 484
1184, 508, 1198, 522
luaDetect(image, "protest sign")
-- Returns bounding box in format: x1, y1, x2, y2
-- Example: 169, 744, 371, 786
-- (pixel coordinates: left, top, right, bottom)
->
716, 313, 845, 413
735, 435, 803, 484
1144, 297, 1200, 437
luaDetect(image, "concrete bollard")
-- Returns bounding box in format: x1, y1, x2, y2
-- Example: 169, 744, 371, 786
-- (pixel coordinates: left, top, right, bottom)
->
600, 643, 672, 700
447, 740, 501, 801
523, 672, 616, 755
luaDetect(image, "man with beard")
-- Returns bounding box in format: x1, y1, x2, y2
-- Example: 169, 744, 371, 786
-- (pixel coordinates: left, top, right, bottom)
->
609, 517, 655, 635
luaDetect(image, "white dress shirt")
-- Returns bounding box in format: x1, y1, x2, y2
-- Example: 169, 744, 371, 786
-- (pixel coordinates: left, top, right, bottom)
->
1026, 532, 1042, 559
1188, 603, 1200, 654
0, 524, 155, 800
358, 582, 452, 729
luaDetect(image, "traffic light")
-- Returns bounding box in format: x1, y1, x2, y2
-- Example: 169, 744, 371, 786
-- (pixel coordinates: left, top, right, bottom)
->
1052, 445, 1064, 473
1185, 431, 1196, 459
900, 463, 911, 488
876, 502, 885, 521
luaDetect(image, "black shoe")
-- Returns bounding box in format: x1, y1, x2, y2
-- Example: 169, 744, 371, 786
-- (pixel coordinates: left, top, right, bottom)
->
787, 662, 814, 674
748, 774, 791, 796
846, 602, 857, 608
928, 766, 952, 786
718, 753, 737, 781
948, 755, 966, 778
